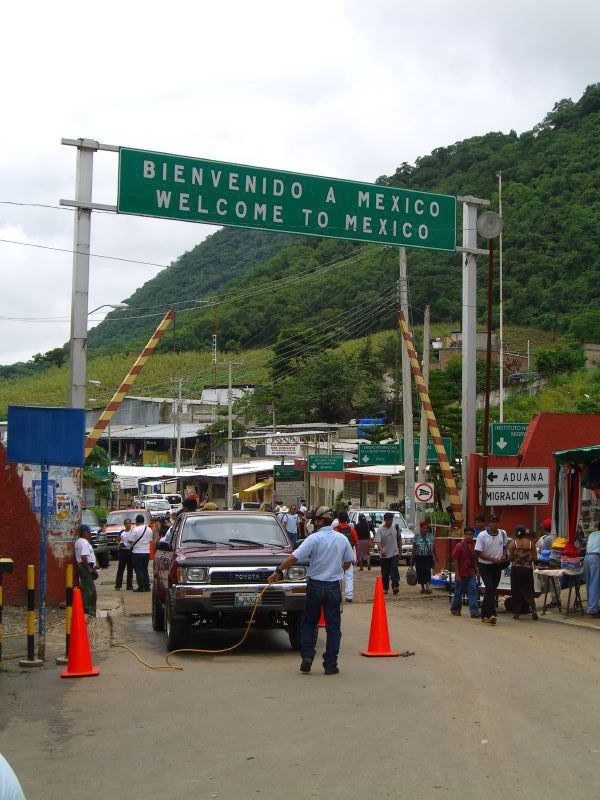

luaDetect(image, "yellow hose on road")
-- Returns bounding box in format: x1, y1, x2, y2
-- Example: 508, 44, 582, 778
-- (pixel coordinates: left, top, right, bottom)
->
116, 584, 274, 671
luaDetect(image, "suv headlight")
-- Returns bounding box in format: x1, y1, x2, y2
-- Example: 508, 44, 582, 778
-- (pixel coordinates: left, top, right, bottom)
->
183, 567, 208, 583
286, 565, 307, 581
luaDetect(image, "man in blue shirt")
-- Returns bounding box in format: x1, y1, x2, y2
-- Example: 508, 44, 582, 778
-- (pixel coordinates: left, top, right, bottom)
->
584, 528, 600, 617
269, 506, 354, 675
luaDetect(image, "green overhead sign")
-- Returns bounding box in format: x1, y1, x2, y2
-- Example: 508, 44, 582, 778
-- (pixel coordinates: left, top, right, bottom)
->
358, 443, 401, 466
393, 437, 454, 464
117, 148, 456, 252
489, 422, 528, 456
308, 455, 344, 473
274, 466, 303, 480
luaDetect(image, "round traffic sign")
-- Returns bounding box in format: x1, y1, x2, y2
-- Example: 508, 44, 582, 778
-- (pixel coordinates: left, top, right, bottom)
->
414, 482, 434, 504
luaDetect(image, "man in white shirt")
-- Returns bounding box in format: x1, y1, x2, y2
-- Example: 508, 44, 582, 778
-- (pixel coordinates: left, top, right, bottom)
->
74, 524, 97, 615
0, 753, 26, 800
126, 514, 153, 592
474, 515, 508, 625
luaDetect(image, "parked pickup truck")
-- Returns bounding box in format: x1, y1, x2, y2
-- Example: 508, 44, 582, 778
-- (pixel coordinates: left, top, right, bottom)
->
152, 511, 307, 651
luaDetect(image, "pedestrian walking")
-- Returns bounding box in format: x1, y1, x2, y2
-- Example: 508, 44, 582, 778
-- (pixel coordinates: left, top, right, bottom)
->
374, 512, 401, 595
114, 517, 134, 591
450, 527, 480, 617
355, 512, 372, 570
268, 506, 354, 675
508, 525, 538, 620
126, 514, 153, 592
74, 523, 97, 615
413, 520, 436, 594
334, 510, 358, 602
583, 527, 600, 617
283, 504, 300, 547
474, 515, 508, 625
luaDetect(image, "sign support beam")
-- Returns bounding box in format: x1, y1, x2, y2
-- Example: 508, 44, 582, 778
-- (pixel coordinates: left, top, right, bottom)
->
460, 196, 490, 519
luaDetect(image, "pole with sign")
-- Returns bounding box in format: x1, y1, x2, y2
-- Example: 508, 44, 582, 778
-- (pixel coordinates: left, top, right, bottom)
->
7, 406, 86, 661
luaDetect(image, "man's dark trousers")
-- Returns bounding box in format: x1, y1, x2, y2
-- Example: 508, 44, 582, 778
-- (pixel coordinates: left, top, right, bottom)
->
132, 553, 150, 591
479, 563, 502, 618
380, 554, 400, 591
300, 578, 342, 669
115, 547, 133, 589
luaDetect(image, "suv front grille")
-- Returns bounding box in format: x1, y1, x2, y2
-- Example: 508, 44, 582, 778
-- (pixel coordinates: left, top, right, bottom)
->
210, 570, 273, 585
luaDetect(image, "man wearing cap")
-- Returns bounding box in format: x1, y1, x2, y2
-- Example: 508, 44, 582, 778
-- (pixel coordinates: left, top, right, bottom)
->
74, 524, 97, 615
539, 518, 556, 553
474, 515, 508, 625
268, 506, 354, 675
374, 512, 401, 595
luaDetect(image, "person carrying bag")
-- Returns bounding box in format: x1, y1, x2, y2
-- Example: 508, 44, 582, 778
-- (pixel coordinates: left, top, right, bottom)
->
126, 514, 153, 592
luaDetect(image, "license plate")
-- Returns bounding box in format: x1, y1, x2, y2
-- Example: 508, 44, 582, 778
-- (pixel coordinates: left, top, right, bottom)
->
234, 592, 261, 607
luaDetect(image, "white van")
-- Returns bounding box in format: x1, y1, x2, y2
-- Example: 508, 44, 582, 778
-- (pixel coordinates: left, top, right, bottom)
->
141, 493, 183, 513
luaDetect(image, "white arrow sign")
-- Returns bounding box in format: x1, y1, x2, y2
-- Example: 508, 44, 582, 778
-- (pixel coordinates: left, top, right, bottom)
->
482, 467, 549, 488
361, 455, 370, 463
482, 486, 550, 506
496, 436, 508, 450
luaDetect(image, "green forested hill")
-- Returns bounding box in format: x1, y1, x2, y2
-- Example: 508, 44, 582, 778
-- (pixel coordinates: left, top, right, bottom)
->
81, 82, 600, 357
4, 84, 600, 377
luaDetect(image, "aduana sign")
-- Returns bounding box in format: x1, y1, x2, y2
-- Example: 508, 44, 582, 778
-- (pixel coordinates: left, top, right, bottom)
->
117, 148, 456, 252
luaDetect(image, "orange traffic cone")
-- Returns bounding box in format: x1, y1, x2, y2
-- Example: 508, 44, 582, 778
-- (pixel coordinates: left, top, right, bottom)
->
318, 606, 326, 627
360, 576, 400, 657
61, 587, 100, 678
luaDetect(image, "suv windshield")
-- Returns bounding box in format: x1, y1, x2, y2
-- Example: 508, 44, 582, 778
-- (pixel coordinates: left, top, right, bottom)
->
107, 511, 144, 526
146, 501, 170, 510
180, 515, 288, 548
165, 495, 181, 505
82, 510, 99, 528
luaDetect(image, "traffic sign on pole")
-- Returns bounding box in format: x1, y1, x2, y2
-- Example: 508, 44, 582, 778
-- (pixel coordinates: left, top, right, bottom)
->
357, 443, 401, 466
489, 422, 528, 456
308, 455, 344, 473
399, 437, 453, 463
274, 466, 303, 480
482, 486, 549, 506
483, 467, 549, 488
118, 148, 457, 252
414, 482, 435, 505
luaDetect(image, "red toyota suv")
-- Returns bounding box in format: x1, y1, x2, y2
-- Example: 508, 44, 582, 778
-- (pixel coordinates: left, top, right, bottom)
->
152, 511, 307, 651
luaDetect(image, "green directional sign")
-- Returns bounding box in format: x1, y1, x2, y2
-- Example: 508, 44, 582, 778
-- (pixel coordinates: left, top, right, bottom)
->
489, 422, 528, 456
308, 455, 344, 473
274, 466, 303, 480
398, 437, 453, 463
358, 443, 401, 466
118, 148, 456, 252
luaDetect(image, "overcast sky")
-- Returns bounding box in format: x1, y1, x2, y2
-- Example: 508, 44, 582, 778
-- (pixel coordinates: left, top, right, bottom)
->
1, 0, 599, 365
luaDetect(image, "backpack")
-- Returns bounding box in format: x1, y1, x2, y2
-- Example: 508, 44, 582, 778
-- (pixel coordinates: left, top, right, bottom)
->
335, 524, 355, 547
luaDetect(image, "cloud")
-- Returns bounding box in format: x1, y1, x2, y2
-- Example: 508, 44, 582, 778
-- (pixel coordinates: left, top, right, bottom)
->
1, 0, 599, 364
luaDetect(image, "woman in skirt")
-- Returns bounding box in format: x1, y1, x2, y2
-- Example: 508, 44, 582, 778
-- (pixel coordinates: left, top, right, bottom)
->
413, 520, 436, 593
508, 525, 538, 620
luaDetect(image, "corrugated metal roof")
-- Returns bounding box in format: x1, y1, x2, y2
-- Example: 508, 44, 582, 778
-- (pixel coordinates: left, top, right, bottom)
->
93, 423, 208, 440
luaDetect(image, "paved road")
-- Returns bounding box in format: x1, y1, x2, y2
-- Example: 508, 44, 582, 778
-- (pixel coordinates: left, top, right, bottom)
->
1, 596, 599, 800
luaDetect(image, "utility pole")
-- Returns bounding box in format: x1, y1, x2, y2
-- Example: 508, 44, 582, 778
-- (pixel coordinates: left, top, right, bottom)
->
176, 378, 182, 472
220, 360, 243, 510
399, 248, 415, 528
459, 195, 490, 520
498, 172, 504, 422
227, 362, 233, 511
418, 305, 431, 489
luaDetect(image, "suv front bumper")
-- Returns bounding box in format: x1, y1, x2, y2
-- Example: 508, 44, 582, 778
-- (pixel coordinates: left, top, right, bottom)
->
172, 582, 307, 615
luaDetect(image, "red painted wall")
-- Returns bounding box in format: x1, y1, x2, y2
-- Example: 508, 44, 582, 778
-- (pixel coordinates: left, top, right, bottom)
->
467, 413, 600, 534
0, 444, 71, 606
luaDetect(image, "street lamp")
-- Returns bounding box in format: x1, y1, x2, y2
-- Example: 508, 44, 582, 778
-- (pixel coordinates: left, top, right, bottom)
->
88, 303, 129, 315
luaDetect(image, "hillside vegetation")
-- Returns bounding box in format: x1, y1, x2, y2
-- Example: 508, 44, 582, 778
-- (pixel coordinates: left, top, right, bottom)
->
75, 82, 600, 358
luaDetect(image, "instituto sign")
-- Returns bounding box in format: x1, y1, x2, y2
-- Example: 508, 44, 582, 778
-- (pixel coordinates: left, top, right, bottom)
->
117, 148, 456, 252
